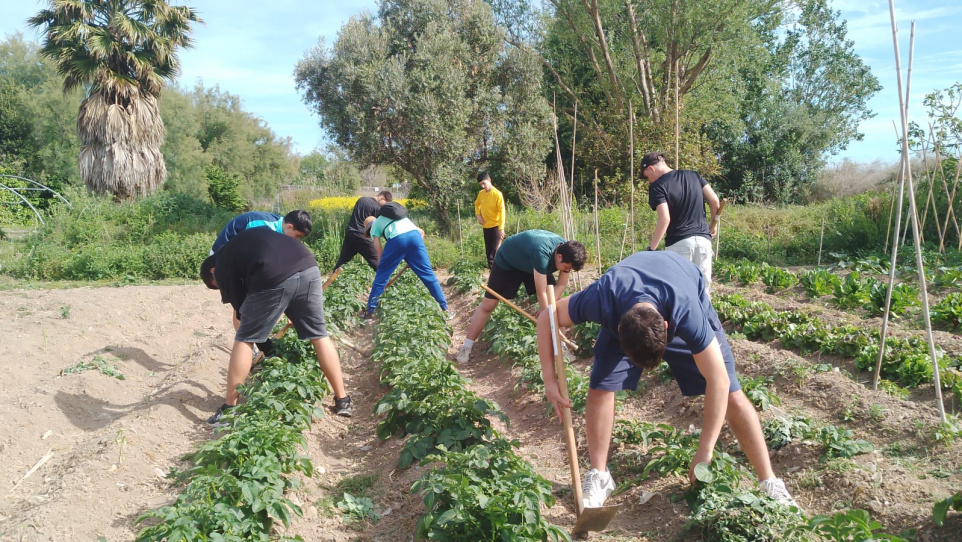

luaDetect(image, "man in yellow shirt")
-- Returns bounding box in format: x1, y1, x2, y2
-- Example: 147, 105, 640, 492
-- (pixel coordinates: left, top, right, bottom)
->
474, 171, 506, 268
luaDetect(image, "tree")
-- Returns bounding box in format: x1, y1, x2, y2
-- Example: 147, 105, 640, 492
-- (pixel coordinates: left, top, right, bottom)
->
709, 0, 881, 203
0, 81, 42, 175
28, 0, 201, 200
295, 0, 551, 230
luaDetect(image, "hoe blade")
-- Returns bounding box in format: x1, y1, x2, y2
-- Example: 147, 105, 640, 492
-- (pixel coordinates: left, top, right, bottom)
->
572, 504, 622, 538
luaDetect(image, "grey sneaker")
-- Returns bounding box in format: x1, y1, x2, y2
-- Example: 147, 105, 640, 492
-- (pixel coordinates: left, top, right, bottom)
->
334, 395, 353, 417
251, 345, 261, 360
206, 403, 233, 427
455, 343, 473, 364
759, 478, 801, 511
582, 468, 615, 508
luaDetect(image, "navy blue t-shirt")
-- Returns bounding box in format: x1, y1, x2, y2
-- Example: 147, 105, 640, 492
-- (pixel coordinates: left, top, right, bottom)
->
648, 169, 711, 246
568, 251, 715, 366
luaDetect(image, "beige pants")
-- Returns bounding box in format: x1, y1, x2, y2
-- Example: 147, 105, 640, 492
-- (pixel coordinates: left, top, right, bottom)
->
666, 236, 713, 286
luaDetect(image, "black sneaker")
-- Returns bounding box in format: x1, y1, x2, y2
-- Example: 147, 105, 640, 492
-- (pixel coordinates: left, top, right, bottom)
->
206, 403, 234, 427
334, 395, 353, 417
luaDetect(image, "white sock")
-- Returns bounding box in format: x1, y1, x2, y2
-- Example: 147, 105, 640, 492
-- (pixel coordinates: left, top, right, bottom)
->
462, 339, 475, 349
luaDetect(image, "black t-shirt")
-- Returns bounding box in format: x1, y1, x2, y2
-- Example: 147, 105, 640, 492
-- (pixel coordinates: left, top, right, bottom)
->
648, 169, 711, 246
213, 227, 318, 313
346, 197, 380, 236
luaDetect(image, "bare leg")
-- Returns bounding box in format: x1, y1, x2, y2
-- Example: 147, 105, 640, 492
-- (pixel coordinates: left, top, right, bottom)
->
225, 341, 254, 405
311, 337, 347, 399
725, 390, 775, 481
585, 388, 617, 471
465, 297, 500, 341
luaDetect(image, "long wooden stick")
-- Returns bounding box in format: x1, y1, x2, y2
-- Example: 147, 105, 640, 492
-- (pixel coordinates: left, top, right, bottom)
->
480, 283, 578, 351
546, 286, 584, 515
385, 264, 409, 289
322, 267, 343, 290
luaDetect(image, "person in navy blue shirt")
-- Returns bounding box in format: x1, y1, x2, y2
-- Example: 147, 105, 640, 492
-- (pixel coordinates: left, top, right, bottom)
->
536, 251, 798, 510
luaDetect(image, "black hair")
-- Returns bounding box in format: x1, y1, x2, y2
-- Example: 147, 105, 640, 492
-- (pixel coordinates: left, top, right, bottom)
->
477, 171, 491, 182
556, 241, 587, 271
377, 190, 393, 202
200, 255, 217, 290
283, 210, 312, 235
618, 303, 667, 370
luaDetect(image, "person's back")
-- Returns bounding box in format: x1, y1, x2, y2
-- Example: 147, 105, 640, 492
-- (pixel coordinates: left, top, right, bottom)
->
211, 211, 282, 255
649, 170, 711, 247
346, 197, 380, 237
494, 229, 564, 274
212, 228, 317, 311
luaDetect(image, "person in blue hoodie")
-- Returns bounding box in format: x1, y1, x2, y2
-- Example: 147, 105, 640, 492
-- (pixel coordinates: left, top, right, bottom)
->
210, 210, 312, 255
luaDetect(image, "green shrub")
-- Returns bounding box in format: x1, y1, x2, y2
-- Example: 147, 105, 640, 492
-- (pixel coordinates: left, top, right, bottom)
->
206, 165, 247, 212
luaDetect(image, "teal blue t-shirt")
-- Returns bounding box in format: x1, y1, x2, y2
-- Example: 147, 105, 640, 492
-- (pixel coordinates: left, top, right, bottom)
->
493, 229, 564, 275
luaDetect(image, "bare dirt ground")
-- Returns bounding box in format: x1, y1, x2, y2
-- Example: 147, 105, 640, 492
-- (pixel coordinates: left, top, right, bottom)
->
1, 277, 962, 541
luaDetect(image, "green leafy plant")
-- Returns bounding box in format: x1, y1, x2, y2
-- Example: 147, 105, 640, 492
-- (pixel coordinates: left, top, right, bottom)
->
762, 415, 812, 450
61, 356, 125, 380
800, 268, 840, 298
761, 265, 797, 293
739, 375, 781, 411
206, 165, 247, 212
735, 260, 762, 285
804, 509, 907, 541
817, 425, 874, 460
832, 271, 869, 309
934, 492, 962, 526
865, 281, 919, 316
931, 292, 962, 329
337, 493, 379, 523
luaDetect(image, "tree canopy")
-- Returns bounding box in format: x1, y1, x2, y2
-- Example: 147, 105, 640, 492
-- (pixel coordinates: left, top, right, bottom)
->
295, 0, 552, 228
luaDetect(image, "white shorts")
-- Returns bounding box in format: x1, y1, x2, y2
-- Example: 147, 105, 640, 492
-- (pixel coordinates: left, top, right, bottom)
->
666, 236, 713, 285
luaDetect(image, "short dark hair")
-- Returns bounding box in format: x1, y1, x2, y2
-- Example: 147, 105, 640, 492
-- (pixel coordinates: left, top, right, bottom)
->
200, 255, 217, 290
477, 171, 491, 183
377, 190, 393, 202
283, 210, 312, 235
618, 303, 667, 370
556, 241, 587, 271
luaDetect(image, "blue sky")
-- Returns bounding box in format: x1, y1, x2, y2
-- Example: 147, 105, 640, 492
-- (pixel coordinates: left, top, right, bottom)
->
3, 0, 960, 164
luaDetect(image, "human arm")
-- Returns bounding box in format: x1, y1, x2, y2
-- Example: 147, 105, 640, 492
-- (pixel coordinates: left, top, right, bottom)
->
475, 192, 484, 225
688, 338, 730, 484
373, 237, 383, 259
703, 184, 721, 237
536, 297, 574, 421
532, 270, 550, 312
554, 270, 571, 301
649, 203, 670, 250
497, 191, 506, 235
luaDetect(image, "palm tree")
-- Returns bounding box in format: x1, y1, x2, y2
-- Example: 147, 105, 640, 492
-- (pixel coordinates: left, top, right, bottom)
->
29, 0, 201, 200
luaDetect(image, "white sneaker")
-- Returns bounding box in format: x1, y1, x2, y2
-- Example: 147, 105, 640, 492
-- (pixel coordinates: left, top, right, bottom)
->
251, 345, 260, 360
582, 468, 615, 508
455, 343, 472, 364
759, 478, 801, 511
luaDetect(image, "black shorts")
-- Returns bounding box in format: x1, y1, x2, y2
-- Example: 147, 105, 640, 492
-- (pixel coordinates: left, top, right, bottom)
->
484, 261, 556, 300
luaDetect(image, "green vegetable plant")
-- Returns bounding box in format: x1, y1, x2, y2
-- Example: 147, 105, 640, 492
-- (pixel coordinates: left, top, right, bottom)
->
816, 425, 874, 461
931, 292, 962, 330
762, 415, 812, 450
799, 268, 840, 298
761, 265, 797, 293
864, 281, 919, 316
738, 375, 781, 411
934, 492, 962, 526
61, 356, 125, 380
803, 509, 907, 541
832, 272, 870, 309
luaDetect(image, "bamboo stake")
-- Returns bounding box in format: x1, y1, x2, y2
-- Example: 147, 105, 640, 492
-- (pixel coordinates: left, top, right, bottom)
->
594, 170, 602, 272
457, 203, 464, 260
930, 123, 962, 251
6, 449, 54, 497
674, 57, 680, 163
629, 100, 635, 253
818, 216, 825, 267
879, 10, 945, 423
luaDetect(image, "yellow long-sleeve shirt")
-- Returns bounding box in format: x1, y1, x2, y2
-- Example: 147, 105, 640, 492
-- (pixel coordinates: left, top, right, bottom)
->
474, 187, 506, 230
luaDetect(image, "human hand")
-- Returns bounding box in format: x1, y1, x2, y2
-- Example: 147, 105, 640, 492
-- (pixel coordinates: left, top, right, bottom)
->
499, 229, 506, 240
544, 380, 571, 422
476, 215, 484, 225
689, 447, 714, 485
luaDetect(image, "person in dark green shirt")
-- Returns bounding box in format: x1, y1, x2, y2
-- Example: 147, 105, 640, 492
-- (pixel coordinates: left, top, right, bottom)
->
455, 230, 586, 363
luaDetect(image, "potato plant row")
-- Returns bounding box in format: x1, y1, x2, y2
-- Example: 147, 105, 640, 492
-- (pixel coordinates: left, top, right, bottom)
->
369, 274, 569, 541
134, 263, 372, 542
714, 293, 962, 403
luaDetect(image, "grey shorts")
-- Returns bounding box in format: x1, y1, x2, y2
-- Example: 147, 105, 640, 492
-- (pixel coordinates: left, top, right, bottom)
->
235, 266, 328, 343
667, 236, 713, 285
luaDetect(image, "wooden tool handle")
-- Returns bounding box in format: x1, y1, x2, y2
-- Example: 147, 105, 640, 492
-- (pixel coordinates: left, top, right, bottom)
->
385, 264, 409, 289
480, 283, 579, 352
547, 286, 584, 515
322, 267, 343, 291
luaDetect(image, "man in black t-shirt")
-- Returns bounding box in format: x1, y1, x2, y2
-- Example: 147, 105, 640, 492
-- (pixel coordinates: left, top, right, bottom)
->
333, 190, 392, 271
644, 152, 720, 284
200, 228, 352, 424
